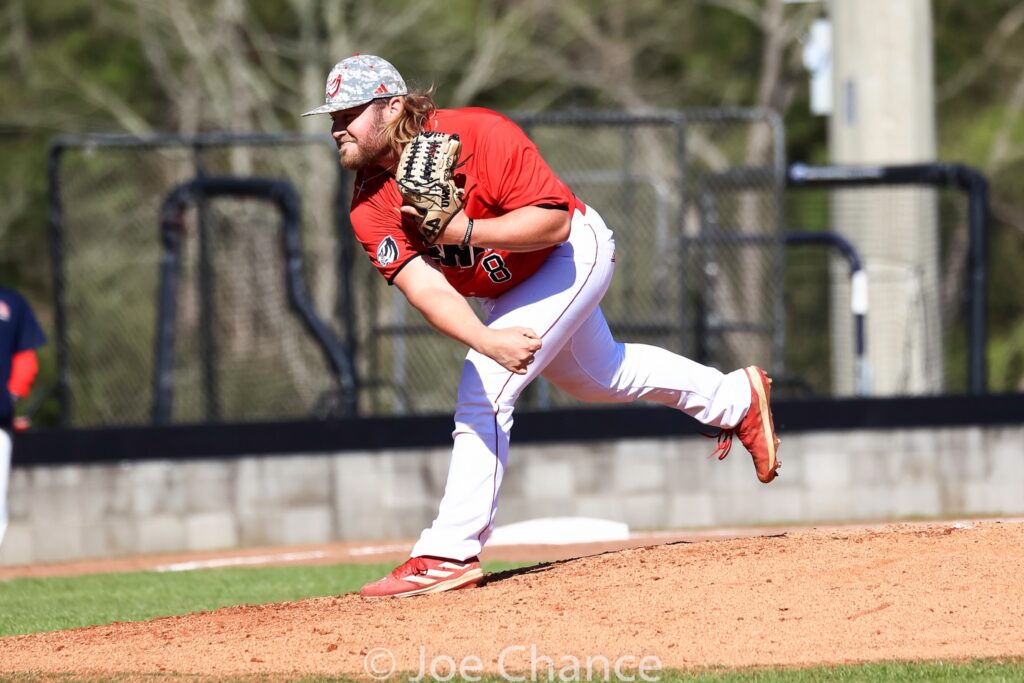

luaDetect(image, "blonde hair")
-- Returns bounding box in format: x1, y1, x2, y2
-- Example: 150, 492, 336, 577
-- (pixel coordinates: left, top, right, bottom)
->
382, 86, 437, 152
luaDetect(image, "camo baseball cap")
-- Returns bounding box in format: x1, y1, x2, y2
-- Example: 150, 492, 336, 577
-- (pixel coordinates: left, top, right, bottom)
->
301, 54, 408, 117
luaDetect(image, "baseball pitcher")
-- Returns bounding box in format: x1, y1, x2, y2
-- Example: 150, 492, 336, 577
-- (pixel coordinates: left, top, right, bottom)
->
302, 55, 781, 598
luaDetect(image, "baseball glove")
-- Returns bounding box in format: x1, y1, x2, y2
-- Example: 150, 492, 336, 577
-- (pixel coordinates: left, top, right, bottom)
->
395, 131, 465, 244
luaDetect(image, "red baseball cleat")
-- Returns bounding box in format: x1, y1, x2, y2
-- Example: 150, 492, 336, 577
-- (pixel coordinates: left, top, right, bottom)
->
359, 555, 483, 598
709, 366, 782, 483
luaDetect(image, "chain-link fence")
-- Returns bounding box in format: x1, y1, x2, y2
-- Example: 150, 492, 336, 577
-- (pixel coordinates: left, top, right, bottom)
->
49, 110, 791, 426
50, 117, 995, 425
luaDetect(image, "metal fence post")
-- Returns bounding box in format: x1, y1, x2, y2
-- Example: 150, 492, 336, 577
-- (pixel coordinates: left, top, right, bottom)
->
46, 141, 71, 427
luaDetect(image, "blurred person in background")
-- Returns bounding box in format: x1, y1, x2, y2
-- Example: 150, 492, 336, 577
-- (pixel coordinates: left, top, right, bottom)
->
0, 286, 46, 546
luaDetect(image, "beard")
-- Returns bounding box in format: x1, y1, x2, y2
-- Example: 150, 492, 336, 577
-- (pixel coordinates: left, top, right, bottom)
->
338, 106, 391, 171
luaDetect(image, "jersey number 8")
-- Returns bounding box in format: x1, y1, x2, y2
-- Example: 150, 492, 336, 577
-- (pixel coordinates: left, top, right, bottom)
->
481, 254, 511, 283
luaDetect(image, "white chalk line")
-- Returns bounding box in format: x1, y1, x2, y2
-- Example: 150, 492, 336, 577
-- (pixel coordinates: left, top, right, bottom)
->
347, 543, 413, 556
154, 550, 329, 572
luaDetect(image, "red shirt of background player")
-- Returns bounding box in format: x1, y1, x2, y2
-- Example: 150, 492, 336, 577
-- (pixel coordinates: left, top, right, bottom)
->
350, 107, 584, 298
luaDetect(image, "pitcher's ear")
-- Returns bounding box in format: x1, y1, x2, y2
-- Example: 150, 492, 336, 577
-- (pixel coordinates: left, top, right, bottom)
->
382, 96, 406, 121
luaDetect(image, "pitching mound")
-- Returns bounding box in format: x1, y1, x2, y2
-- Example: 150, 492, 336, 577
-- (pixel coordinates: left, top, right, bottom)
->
2, 521, 1023, 677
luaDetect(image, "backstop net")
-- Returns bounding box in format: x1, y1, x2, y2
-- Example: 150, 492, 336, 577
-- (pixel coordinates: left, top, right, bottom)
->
50, 134, 350, 426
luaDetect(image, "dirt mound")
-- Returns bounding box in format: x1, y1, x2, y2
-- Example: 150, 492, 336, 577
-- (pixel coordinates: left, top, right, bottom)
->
2, 521, 1023, 677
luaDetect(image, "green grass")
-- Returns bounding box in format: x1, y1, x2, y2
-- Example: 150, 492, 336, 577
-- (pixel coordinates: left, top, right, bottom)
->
0, 561, 527, 637
5, 660, 1022, 682
425, 660, 1023, 682
297, 659, 1024, 682
659, 660, 1024, 681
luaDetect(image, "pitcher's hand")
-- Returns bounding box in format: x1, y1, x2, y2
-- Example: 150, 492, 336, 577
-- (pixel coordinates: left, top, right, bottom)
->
479, 327, 542, 374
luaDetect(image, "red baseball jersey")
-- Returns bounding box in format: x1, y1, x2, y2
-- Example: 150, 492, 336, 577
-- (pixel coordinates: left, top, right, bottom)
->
350, 107, 583, 298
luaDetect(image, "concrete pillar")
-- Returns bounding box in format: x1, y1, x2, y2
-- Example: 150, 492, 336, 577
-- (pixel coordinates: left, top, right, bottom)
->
828, 0, 943, 395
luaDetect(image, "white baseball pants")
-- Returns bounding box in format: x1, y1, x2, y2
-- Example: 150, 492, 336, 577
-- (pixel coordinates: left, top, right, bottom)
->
411, 206, 752, 561
0, 428, 10, 547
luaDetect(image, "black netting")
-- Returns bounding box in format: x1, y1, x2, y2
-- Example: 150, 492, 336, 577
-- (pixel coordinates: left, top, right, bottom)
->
169, 199, 341, 422
55, 136, 346, 426
784, 185, 970, 396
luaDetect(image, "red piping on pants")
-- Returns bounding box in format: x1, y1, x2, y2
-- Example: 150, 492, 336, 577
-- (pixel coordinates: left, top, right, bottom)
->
475, 223, 601, 543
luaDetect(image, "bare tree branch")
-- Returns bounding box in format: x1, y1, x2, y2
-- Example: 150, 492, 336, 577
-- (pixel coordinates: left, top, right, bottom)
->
987, 64, 1024, 171
0, 0, 32, 74
992, 195, 1024, 239
937, 1, 1024, 103
448, 1, 538, 106
51, 55, 154, 135
702, 0, 762, 27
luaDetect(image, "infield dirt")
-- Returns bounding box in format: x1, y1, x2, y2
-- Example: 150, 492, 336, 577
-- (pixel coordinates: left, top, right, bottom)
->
2, 520, 1023, 677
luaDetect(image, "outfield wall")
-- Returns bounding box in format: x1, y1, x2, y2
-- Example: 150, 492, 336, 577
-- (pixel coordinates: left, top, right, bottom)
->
2, 419, 1022, 566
